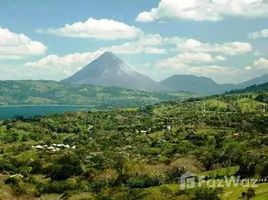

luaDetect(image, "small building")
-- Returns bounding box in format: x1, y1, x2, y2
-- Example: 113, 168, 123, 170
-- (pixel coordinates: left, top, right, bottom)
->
234, 133, 239, 137
141, 130, 147, 135
167, 125, 172, 131
35, 145, 44, 150
47, 146, 55, 150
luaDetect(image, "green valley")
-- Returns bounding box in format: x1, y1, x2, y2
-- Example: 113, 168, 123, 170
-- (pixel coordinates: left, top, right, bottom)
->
0, 92, 268, 200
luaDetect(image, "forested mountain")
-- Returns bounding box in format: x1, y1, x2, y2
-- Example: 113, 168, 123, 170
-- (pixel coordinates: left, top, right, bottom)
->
228, 81, 268, 94
0, 80, 193, 107
237, 74, 268, 89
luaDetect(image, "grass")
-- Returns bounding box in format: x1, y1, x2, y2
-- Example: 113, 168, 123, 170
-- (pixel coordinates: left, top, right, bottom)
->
148, 131, 164, 139
199, 166, 240, 177
222, 183, 268, 200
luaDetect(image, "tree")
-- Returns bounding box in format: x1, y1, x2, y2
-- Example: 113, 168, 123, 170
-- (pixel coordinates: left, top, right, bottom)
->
260, 161, 268, 180
192, 187, 223, 200
235, 151, 260, 177
246, 188, 256, 200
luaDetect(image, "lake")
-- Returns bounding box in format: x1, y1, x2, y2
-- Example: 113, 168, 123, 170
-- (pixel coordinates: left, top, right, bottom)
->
0, 106, 90, 120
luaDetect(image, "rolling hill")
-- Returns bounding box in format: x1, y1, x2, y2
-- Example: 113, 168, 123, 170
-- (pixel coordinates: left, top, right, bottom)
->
228, 81, 268, 94
0, 80, 193, 107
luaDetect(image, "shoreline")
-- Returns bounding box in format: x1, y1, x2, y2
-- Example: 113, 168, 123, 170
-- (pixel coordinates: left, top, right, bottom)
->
0, 105, 94, 108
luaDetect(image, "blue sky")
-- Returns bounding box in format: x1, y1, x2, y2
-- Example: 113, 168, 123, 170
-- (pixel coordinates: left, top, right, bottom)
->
1, 0, 268, 83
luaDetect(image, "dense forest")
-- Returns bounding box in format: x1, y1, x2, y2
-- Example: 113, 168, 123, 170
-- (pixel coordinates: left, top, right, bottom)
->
0, 80, 193, 108
0, 92, 268, 199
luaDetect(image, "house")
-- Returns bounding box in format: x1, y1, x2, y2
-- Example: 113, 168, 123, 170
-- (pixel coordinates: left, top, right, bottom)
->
32, 143, 74, 151
167, 125, 172, 131
141, 130, 147, 134
47, 146, 55, 150
35, 145, 44, 150
10, 174, 23, 178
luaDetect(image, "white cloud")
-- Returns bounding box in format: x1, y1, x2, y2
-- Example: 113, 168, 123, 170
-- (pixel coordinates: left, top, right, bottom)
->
242, 58, 268, 80
186, 65, 238, 83
25, 35, 168, 69
245, 66, 252, 70
243, 58, 268, 72
137, 35, 252, 55
122, 34, 252, 56
25, 50, 105, 77
136, 0, 268, 22
249, 29, 268, 39
0, 55, 24, 60
253, 58, 268, 70
138, 34, 163, 46
156, 57, 238, 83
136, 12, 155, 22
106, 41, 166, 54
155, 52, 226, 78
175, 52, 226, 63
154, 51, 268, 83
37, 18, 142, 40
0, 27, 47, 59
179, 39, 252, 55
156, 52, 228, 75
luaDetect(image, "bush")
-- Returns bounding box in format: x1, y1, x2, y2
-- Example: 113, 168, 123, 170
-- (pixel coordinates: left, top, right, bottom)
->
192, 187, 223, 200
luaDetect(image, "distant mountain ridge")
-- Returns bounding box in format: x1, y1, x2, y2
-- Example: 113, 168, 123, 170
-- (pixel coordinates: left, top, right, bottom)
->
160, 74, 268, 95
62, 51, 166, 91
228, 81, 268, 94
160, 75, 235, 96
236, 74, 268, 89
62, 51, 268, 95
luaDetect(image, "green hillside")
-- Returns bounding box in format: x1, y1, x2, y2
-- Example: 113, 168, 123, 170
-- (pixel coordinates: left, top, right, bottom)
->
228, 82, 268, 94
0, 80, 193, 108
0, 92, 268, 199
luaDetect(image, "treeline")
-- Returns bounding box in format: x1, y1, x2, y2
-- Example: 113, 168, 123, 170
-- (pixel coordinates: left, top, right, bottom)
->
0, 80, 192, 107
228, 82, 268, 94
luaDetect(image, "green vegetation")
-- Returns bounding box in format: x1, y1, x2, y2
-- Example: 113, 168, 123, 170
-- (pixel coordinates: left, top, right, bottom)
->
228, 81, 268, 94
0, 92, 268, 199
0, 80, 194, 108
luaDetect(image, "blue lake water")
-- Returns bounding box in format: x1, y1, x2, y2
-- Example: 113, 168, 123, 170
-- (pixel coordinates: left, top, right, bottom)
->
0, 106, 89, 120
